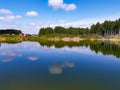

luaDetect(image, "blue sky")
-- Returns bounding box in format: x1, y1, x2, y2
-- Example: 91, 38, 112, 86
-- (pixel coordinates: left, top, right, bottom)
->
0, 0, 120, 34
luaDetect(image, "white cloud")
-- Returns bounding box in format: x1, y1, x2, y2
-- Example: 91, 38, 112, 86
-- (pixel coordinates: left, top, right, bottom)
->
0, 23, 21, 29
16, 15, 22, 19
0, 15, 22, 21
0, 8, 12, 14
48, 0, 76, 11
59, 20, 66, 23
0, 8, 21, 21
64, 4, 76, 11
6, 15, 22, 20
49, 14, 120, 28
0, 14, 119, 34
26, 11, 39, 17
0, 22, 40, 34
0, 16, 5, 20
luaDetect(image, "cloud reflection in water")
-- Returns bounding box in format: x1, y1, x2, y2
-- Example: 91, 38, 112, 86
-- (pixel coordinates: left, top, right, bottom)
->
0, 52, 23, 57
0, 58, 13, 63
49, 62, 75, 75
28, 56, 39, 61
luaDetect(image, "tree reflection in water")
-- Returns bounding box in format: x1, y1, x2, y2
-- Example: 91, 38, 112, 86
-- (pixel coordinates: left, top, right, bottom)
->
39, 40, 120, 58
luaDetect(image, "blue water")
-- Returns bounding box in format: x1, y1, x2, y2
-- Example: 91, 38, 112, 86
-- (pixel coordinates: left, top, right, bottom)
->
0, 42, 120, 90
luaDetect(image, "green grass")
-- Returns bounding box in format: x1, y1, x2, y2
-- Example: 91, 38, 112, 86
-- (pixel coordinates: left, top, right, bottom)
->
107, 35, 120, 39
0, 34, 118, 43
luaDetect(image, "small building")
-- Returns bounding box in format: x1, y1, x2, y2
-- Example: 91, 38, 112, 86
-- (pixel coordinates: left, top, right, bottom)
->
19, 33, 26, 36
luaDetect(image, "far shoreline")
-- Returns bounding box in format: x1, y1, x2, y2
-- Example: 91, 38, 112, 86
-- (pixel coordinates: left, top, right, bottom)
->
0, 34, 120, 43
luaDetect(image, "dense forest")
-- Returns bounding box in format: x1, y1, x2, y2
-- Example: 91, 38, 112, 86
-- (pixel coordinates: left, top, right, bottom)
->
39, 26, 89, 35
39, 18, 120, 37
90, 18, 120, 36
0, 29, 22, 34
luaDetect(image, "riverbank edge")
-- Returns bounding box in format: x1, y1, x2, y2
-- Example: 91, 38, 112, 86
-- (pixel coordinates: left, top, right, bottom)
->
0, 35, 120, 42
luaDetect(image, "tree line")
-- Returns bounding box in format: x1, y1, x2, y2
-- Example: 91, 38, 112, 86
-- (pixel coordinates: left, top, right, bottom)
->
90, 18, 120, 36
39, 26, 89, 35
39, 18, 120, 36
0, 29, 22, 35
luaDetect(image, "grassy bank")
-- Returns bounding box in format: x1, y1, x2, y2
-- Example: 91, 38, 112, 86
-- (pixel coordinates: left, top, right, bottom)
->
0, 34, 120, 43
0, 35, 23, 43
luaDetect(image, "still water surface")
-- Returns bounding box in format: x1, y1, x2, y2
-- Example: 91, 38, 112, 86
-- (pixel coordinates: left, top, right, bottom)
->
0, 41, 120, 90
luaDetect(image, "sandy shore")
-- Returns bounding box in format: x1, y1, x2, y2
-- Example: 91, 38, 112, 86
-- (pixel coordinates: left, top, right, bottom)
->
48, 37, 113, 42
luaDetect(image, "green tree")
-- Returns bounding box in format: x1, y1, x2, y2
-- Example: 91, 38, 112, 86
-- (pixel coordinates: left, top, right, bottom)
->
54, 26, 65, 34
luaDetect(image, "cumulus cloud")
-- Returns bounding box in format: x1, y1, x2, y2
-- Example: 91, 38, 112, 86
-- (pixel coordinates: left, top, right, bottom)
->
48, 0, 76, 11
0, 8, 12, 14
0, 8, 21, 22
26, 11, 39, 17
64, 4, 76, 11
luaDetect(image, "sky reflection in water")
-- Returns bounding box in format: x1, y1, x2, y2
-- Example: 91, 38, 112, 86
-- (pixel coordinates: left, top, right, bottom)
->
0, 41, 120, 90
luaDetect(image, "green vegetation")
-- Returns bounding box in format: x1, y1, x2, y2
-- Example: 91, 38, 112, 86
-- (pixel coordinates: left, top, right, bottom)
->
0, 34, 120, 58
0, 34, 118, 43
0, 18, 120, 42
0, 35, 22, 43
90, 19, 120, 36
0, 29, 22, 35
0, 35, 49, 43
39, 18, 120, 37
39, 26, 89, 35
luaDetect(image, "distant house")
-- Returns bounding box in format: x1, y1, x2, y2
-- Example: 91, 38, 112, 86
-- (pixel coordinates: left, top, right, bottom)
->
19, 33, 26, 36
19, 33, 32, 36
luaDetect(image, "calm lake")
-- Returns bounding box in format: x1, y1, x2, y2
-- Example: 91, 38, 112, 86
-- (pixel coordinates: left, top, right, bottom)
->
0, 41, 120, 90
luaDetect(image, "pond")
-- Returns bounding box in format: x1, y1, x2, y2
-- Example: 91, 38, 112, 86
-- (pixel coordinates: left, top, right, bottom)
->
0, 41, 120, 90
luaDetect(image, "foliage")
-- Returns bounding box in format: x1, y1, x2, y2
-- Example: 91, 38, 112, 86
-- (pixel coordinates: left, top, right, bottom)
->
39, 18, 120, 37
0, 29, 22, 35
90, 19, 120, 36
39, 27, 89, 35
